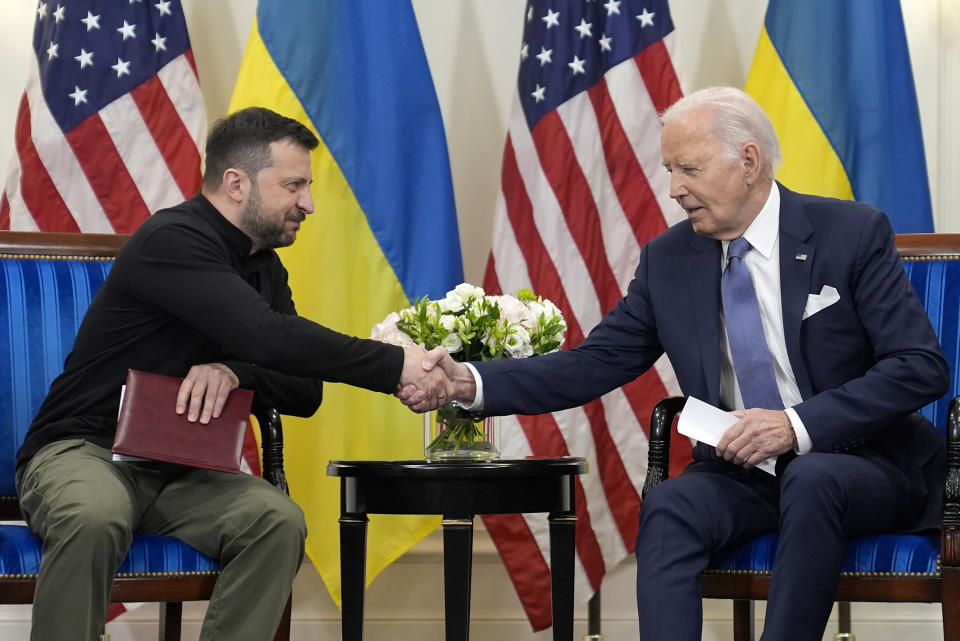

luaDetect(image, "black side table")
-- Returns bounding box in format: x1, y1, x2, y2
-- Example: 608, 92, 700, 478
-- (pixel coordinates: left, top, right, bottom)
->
327, 458, 587, 641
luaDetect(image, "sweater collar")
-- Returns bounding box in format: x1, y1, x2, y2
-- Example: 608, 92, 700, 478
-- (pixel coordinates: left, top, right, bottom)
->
189, 193, 255, 259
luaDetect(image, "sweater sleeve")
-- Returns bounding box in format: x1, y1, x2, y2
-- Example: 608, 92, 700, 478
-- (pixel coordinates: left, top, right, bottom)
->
127, 222, 404, 394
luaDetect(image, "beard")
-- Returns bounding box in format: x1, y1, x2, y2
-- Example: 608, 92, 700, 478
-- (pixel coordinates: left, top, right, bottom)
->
239, 185, 302, 250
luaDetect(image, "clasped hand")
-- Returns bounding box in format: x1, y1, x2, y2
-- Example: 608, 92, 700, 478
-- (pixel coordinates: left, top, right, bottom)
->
716, 408, 797, 468
397, 346, 456, 412
396, 347, 480, 413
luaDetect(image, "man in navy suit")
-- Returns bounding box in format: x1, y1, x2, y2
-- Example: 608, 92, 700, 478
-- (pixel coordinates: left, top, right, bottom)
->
402, 86, 947, 640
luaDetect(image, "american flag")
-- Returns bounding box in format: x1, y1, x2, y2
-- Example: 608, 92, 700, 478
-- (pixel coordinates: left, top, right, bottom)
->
480, 0, 691, 630
1, 0, 205, 232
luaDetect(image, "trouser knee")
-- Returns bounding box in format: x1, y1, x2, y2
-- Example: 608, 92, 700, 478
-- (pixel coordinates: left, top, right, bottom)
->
779, 455, 845, 516
233, 491, 307, 554
44, 505, 133, 565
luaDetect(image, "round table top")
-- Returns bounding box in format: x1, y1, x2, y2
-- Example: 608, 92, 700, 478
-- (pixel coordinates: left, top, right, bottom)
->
326, 457, 587, 479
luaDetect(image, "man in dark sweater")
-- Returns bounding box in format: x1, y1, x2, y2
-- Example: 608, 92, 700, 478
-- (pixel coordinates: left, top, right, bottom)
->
16, 107, 451, 641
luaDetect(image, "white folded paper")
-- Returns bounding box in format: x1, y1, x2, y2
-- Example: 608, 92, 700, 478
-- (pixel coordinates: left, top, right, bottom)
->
677, 396, 777, 475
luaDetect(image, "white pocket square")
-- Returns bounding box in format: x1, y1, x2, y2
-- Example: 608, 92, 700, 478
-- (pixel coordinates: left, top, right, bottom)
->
802, 285, 840, 320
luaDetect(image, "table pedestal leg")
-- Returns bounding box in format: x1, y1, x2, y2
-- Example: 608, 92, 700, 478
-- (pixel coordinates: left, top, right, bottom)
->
549, 512, 577, 641
442, 517, 474, 641
340, 513, 369, 641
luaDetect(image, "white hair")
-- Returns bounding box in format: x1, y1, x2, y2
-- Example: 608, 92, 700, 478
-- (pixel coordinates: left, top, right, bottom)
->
661, 87, 782, 180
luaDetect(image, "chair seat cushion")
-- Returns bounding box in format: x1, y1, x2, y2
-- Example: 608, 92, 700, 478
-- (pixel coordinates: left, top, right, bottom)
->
0, 524, 219, 577
706, 532, 940, 576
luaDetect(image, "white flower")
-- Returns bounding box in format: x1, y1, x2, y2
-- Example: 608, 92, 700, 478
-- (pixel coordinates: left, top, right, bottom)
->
441, 333, 464, 353
492, 294, 527, 324
542, 299, 562, 320
504, 326, 534, 357
438, 293, 465, 313
522, 300, 545, 329
369, 312, 417, 347
439, 314, 456, 331
370, 312, 401, 341
453, 283, 484, 303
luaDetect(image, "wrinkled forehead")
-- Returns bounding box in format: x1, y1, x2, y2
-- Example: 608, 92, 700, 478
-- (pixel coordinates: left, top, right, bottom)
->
661, 115, 719, 165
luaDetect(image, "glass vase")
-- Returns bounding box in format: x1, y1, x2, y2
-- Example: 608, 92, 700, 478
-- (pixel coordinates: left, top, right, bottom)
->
424, 404, 501, 461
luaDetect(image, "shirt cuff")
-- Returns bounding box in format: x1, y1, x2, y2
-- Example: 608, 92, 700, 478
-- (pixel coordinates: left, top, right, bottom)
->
460, 362, 484, 412
785, 407, 812, 455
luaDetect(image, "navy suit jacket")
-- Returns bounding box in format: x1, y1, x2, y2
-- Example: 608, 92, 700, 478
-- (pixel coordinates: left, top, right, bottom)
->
476, 184, 949, 528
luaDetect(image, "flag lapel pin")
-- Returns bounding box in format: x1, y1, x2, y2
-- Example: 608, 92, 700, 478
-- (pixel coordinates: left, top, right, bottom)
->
795, 253, 807, 261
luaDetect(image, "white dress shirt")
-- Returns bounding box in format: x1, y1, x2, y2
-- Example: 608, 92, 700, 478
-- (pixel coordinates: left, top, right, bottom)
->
464, 181, 812, 455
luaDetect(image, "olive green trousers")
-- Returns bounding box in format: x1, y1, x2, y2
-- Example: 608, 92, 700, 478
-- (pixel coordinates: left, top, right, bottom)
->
16, 439, 305, 641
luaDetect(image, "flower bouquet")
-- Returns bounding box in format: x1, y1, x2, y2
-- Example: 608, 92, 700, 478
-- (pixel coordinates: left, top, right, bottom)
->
371, 283, 566, 460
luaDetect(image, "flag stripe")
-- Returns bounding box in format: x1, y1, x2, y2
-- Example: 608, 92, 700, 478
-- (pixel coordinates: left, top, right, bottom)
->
99, 94, 185, 215
586, 80, 667, 253
605, 55, 683, 227
581, 398, 641, 549
157, 53, 207, 153
556, 91, 642, 291
0, 193, 9, 229
634, 41, 682, 115
499, 136, 586, 347
508, 114, 601, 335
130, 75, 202, 199
482, 513, 553, 625
64, 114, 151, 232
530, 112, 623, 315
14, 93, 79, 232
548, 406, 629, 568
516, 413, 607, 589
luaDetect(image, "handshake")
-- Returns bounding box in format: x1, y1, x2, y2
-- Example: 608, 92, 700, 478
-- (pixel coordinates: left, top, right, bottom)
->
396, 346, 476, 413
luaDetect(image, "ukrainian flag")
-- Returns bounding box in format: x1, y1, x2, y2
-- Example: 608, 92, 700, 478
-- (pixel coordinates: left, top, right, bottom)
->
228, 0, 463, 604
745, 0, 933, 232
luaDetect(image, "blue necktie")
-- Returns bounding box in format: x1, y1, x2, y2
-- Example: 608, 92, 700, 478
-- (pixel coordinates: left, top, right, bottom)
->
721, 237, 784, 410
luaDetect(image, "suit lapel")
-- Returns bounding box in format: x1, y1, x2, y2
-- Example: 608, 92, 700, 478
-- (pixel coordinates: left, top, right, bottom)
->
778, 184, 815, 400
686, 232, 723, 405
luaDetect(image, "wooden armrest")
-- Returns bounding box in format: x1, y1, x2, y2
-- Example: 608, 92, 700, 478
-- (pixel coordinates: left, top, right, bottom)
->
254, 408, 289, 495
642, 396, 687, 499
943, 397, 960, 566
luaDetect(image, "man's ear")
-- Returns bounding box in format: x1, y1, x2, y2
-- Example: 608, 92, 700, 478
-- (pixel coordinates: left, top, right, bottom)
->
222, 168, 249, 204
740, 141, 763, 186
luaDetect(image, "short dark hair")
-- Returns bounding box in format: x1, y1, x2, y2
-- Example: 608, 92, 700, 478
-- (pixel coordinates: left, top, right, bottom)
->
202, 107, 319, 190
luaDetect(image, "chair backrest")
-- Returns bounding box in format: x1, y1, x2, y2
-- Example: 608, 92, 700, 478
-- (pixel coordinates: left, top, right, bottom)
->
897, 233, 960, 437
0, 232, 127, 504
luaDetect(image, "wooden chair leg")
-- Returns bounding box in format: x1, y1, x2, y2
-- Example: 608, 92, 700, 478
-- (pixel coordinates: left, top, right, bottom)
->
942, 566, 960, 641
837, 601, 851, 636
733, 599, 755, 641
272, 594, 292, 641
158, 601, 182, 641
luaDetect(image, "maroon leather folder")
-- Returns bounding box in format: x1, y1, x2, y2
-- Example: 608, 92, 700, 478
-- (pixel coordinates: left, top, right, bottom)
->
112, 369, 253, 473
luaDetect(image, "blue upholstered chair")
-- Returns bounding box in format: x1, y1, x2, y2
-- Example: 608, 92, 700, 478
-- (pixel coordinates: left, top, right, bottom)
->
0, 231, 291, 641
642, 233, 960, 641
